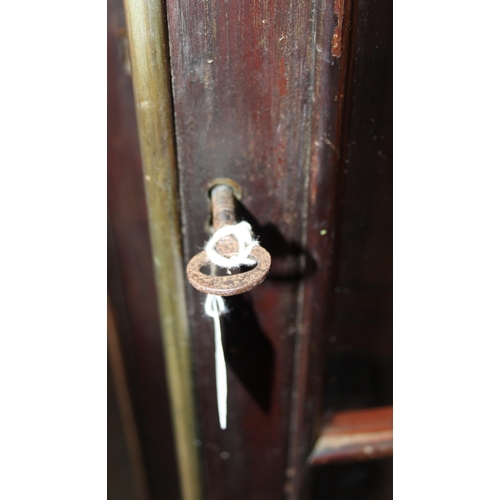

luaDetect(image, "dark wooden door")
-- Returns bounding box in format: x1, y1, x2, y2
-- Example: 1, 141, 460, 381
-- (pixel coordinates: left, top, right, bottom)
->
108, 0, 392, 497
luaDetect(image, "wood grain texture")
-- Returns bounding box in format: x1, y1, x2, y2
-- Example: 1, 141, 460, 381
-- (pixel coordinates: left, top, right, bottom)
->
301, 0, 393, 495
309, 406, 393, 465
286, 0, 355, 496
165, 1, 316, 499
165, 0, 391, 496
165, 0, 351, 498
322, 0, 393, 416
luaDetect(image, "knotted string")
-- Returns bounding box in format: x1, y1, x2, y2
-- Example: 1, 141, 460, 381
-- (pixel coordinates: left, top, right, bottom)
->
205, 221, 258, 269
203, 221, 259, 430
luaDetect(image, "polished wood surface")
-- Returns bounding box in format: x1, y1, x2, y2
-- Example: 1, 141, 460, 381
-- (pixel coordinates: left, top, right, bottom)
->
109, 0, 392, 496
307, 0, 393, 495
309, 406, 393, 465
164, 0, 356, 496
286, 0, 355, 495
321, 0, 393, 416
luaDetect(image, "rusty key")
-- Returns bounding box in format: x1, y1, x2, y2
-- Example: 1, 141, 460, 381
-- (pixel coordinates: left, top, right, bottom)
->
186, 185, 271, 296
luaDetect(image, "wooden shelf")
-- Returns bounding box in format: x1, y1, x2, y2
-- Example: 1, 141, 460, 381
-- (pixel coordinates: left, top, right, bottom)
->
309, 406, 393, 465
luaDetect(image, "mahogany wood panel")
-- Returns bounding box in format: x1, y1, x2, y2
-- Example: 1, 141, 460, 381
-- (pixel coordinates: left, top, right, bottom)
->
322, 0, 393, 416
107, 298, 149, 500
308, 406, 393, 465
310, 458, 393, 500
107, 0, 181, 497
286, 0, 356, 495
165, 0, 352, 498
108, 354, 138, 500
307, 0, 393, 496
110, 0, 391, 496
165, 0, 391, 497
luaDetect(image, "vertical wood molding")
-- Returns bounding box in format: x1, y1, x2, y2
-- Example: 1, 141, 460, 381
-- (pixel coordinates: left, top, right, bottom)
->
121, 1, 202, 499
163, 0, 325, 498
287, 0, 356, 497
108, 297, 150, 500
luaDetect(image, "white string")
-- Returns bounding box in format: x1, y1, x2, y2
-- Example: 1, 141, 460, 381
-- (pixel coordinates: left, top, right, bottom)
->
205, 221, 258, 269
204, 294, 228, 429
203, 221, 259, 430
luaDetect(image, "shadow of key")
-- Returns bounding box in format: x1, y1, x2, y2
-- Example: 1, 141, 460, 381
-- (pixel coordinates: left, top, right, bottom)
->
222, 294, 275, 414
